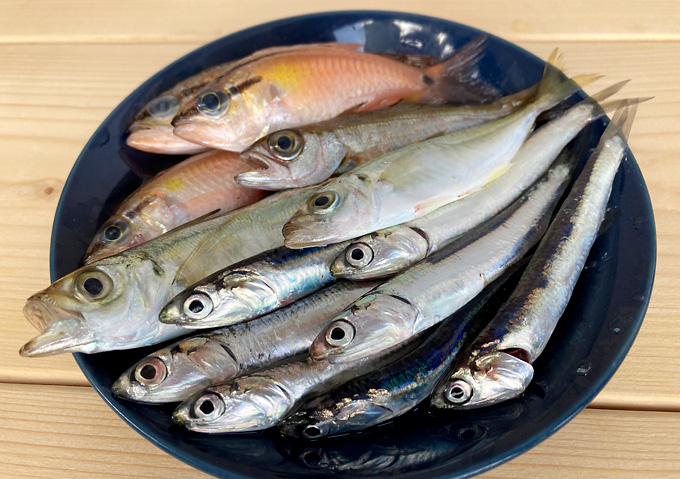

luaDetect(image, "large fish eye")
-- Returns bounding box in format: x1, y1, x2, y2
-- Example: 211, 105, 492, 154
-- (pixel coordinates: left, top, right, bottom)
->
324, 320, 355, 348
134, 357, 167, 386
75, 270, 114, 301
196, 89, 229, 117
100, 219, 129, 244
308, 191, 339, 212
193, 392, 225, 421
445, 379, 472, 405
345, 243, 374, 268
147, 94, 180, 119
267, 130, 304, 161
183, 293, 213, 320
301, 424, 328, 440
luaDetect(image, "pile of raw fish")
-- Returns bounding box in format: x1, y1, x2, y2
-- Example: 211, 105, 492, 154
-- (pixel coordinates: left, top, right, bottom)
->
21, 38, 645, 439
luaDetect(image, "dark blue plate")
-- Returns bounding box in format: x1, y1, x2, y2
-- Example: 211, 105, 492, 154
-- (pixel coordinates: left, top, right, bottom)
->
50, 11, 656, 479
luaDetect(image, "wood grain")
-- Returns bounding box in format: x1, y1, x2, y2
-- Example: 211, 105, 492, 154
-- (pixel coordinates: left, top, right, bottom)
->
1, 41, 678, 409
0, 383, 678, 479
0, 1, 679, 43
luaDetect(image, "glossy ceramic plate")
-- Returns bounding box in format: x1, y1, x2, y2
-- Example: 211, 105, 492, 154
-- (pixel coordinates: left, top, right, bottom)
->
50, 11, 656, 479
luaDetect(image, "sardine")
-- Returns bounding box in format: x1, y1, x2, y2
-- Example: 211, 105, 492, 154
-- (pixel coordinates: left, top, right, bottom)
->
235, 87, 536, 190
83, 150, 267, 264
171, 37, 494, 152
20, 187, 316, 357
431, 104, 638, 410
282, 51, 597, 248
158, 239, 355, 329
112, 281, 379, 403
330, 85, 632, 279
278, 259, 522, 439
309, 159, 573, 364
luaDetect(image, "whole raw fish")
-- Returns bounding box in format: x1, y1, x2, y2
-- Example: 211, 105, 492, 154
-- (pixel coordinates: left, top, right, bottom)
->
112, 281, 379, 403
330, 84, 631, 279
83, 150, 267, 264
278, 260, 520, 439
20, 187, 316, 357
431, 104, 638, 410
309, 159, 572, 364
171, 37, 494, 152
158, 240, 355, 329
282, 51, 596, 248
235, 87, 536, 190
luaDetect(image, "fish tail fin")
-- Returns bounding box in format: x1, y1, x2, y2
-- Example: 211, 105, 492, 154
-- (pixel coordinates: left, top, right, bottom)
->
602, 99, 641, 144
539, 80, 630, 122
415, 36, 500, 104
531, 49, 601, 114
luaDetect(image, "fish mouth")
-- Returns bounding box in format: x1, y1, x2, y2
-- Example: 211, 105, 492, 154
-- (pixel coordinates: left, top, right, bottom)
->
20, 297, 95, 357
173, 122, 233, 151
236, 152, 296, 190
282, 219, 333, 249
126, 128, 207, 155
111, 374, 149, 402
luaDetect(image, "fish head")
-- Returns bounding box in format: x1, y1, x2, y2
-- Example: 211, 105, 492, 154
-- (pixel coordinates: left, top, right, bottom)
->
432, 350, 534, 409
159, 272, 277, 328
281, 396, 393, 439
20, 255, 170, 357
330, 227, 429, 280
282, 177, 377, 248
309, 293, 419, 364
172, 376, 293, 433
236, 129, 347, 190
172, 71, 272, 152
112, 335, 241, 403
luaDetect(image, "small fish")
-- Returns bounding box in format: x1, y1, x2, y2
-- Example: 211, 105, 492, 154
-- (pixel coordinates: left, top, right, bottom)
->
171, 37, 494, 152
158, 240, 355, 329
112, 281, 379, 403
278, 260, 520, 439
235, 86, 536, 190
282, 51, 597, 248
431, 103, 639, 410
329, 83, 633, 279
83, 150, 267, 264
20, 187, 316, 357
309, 159, 573, 364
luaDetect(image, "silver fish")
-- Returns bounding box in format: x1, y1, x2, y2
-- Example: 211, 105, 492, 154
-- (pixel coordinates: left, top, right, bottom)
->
158, 239, 354, 329
431, 104, 638, 410
235, 88, 536, 190
309, 159, 573, 364
112, 281, 379, 403
330, 85, 631, 280
282, 51, 597, 248
20, 187, 315, 356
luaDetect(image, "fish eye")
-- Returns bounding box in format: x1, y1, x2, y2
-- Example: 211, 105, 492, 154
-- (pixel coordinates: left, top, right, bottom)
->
196, 89, 229, 116
193, 392, 225, 421
308, 191, 339, 212
345, 243, 374, 268
100, 219, 129, 244
300, 447, 328, 468
75, 270, 114, 301
147, 94, 180, 119
324, 320, 355, 348
301, 424, 327, 440
268, 130, 304, 161
134, 357, 167, 386
183, 293, 213, 320
445, 379, 473, 405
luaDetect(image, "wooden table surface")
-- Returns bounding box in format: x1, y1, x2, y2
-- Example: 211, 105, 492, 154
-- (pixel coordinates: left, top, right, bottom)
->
1, 1, 679, 477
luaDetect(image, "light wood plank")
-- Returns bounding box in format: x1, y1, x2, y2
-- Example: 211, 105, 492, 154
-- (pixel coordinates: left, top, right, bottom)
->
0, 383, 678, 478
0, 41, 678, 408
0, 1, 679, 43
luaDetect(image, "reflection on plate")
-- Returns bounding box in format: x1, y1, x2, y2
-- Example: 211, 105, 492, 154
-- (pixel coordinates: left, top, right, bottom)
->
50, 11, 655, 479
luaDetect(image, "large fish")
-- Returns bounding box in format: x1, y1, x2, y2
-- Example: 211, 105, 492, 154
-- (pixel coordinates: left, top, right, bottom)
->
112, 281, 379, 403
329, 85, 632, 280
83, 150, 267, 264
171, 37, 494, 152
431, 104, 638, 410
235, 87, 536, 190
309, 159, 573, 364
282, 51, 597, 248
20, 187, 316, 357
